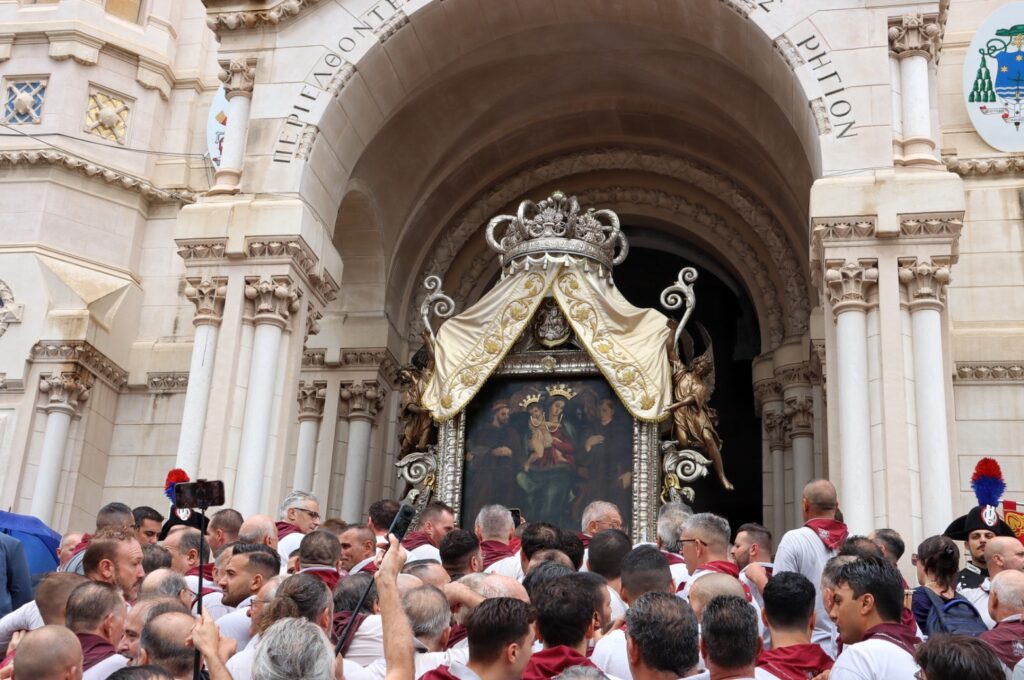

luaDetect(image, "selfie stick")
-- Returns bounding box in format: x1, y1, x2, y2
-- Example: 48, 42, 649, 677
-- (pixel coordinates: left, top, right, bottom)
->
334, 503, 416, 656
174, 481, 219, 680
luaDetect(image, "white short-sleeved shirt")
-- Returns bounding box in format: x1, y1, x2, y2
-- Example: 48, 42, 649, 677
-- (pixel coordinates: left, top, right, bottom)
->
829, 638, 919, 680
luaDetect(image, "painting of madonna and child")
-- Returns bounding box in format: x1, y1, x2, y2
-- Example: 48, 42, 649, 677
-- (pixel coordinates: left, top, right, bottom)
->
462, 377, 633, 531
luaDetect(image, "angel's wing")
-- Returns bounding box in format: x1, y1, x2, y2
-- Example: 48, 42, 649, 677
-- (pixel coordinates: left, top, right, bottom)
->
695, 322, 716, 399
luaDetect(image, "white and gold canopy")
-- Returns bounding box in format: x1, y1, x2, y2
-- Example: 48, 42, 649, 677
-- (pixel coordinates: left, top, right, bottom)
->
422, 192, 673, 423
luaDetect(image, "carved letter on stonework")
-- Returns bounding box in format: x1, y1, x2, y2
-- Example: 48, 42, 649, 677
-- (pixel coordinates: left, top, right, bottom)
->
898, 258, 950, 310
339, 380, 385, 421
39, 372, 90, 415
219, 57, 257, 99
824, 260, 879, 314
184, 278, 228, 326
244, 277, 301, 327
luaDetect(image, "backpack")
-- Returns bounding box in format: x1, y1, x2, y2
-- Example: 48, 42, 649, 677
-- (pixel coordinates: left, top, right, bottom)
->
922, 587, 989, 637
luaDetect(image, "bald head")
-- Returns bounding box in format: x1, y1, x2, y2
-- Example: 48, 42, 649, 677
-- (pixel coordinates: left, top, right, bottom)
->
990, 569, 1024, 622
986, 537, 1024, 578
11, 625, 82, 680
802, 479, 838, 519
238, 515, 278, 549
484, 574, 529, 602
688, 573, 745, 621
140, 611, 196, 677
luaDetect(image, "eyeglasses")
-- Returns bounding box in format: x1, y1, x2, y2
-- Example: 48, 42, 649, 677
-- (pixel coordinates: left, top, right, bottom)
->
680, 538, 706, 547
294, 508, 321, 521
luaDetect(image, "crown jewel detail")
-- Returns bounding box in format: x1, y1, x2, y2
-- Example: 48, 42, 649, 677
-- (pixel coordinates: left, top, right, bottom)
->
486, 191, 629, 274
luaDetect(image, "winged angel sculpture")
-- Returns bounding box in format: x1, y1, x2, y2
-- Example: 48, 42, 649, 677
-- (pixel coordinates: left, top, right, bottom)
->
662, 268, 733, 492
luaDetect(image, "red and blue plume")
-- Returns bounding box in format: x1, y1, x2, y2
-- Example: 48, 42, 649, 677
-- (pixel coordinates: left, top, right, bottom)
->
164, 468, 190, 505
971, 457, 1006, 508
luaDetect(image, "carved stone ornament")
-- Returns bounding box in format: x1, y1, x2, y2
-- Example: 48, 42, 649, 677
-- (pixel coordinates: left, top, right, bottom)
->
297, 381, 327, 420
776, 364, 813, 390
184, 277, 228, 325
244, 277, 301, 327
0, 280, 23, 338
899, 258, 950, 309
783, 395, 815, 438
176, 239, 227, 260
3, 79, 46, 125
888, 13, 943, 61
305, 304, 322, 343
148, 373, 188, 393
824, 260, 879, 314
39, 372, 90, 415
659, 441, 711, 505
763, 409, 789, 450
218, 57, 257, 99
955, 363, 1024, 382
30, 340, 128, 390
944, 154, 1024, 177
206, 0, 325, 33
486, 190, 628, 279
83, 87, 131, 145
339, 380, 384, 420
753, 378, 782, 410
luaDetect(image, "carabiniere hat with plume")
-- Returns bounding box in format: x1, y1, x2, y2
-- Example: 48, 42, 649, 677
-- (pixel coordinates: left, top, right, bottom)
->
943, 457, 1016, 540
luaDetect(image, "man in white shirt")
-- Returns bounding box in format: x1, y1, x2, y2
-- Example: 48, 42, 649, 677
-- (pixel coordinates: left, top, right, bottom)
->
678, 513, 743, 602
215, 543, 280, 648
66, 581, 129, 680
419, 597, 535, 680
655, 503, 691, 590
963, 535, 1024, 629
402, 501, 456, 563
586, 529, 632, 622
700, 595, 761, 680
274, 490, 322, 571
625, 592, 705, 680
828, 556, 920, 680
747, 479, 847, 658
731, 523, 773, 611
592, 547, 675, 680
477, 506, 522, 581
341, 525, 379, 574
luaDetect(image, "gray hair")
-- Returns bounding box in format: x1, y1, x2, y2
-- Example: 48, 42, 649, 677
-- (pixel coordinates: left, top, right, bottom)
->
141, 569, 188, 600
253, 617, 334, 680
581, 501, 620, 532
555, 666, 608, 680
682, 513, 730, 551
991, 570, 1024, 611
475, 505, 513, 539
277, 491, 319, 520
657, 504, 691, 553
402, 585, 452, 644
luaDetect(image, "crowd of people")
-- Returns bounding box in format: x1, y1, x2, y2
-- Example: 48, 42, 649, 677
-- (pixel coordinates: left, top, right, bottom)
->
2, 480, 1024, 680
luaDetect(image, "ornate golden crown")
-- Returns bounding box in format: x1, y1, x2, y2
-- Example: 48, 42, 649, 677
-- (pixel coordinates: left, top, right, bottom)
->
547, 384, 576, 400
485, 191, 629, 273
520, 393, 544, 409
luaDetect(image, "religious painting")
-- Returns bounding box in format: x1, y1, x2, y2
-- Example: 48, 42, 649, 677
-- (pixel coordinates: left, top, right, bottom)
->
461, 377, 634, 531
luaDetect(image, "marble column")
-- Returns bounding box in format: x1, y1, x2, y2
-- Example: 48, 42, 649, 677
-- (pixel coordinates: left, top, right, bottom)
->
824, 260, 879, 533
174, 278, 227, 476
785, 395, 816, 528
339, 380, 384, 523
31, 372, 90, 525
900, 258, 954, 536
764, 407, 788, 536
888, 14, 942, 166
209, 56, 257, 195
235, 277, 301, 516
294, 381, 327, 492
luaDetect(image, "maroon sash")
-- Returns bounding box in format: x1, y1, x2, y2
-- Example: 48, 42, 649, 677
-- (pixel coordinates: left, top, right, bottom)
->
661, 550, 685, 565
981, 618, 1024, 668
276, 521, 301, 539
480, 540, 518, 568
446, 623, 468, 649
303, 566, 341, 592
77, 633, 118, 672
522, 645, 597, 680
332, 610, 368, 654
421, 666, 461, 680
402, 531, 435, 550
69, 534, 92, 558
861, 622, 921, 655
577, 533, 591, 549
804, 519, 848, 551
756, 643, 834, 680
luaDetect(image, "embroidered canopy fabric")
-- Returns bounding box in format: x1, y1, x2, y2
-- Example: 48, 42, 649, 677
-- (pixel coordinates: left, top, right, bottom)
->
422, 261, 673, 422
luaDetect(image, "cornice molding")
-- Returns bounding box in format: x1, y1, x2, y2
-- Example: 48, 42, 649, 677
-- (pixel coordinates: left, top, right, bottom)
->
205, 0, 325, 34
943, 154, 1024, 177
954, 363, 1024, 382
0, 149, 195, 204
30, 340, 128, 390
147, 372, 189, 393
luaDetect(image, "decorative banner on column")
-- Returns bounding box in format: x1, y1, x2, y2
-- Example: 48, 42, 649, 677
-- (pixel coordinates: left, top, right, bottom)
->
964, 3, 1024, 151
1002, 500, 1024, 541
205, 85, 229, 168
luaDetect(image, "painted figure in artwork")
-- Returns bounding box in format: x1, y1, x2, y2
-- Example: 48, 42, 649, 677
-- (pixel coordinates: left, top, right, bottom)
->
517, 389, 578, 528
666, 326, 734, 491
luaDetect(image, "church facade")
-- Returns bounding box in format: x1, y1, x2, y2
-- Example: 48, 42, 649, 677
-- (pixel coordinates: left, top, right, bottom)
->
0, 0, 1021, 552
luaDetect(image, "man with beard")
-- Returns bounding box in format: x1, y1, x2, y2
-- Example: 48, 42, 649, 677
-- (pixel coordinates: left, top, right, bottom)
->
83, 529, 145, 604
466, 402, 524, 518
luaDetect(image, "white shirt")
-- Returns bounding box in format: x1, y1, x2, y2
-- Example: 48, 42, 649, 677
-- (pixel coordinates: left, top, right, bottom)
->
216, 596, 254, 649
773, 526, 838, 658
1013, 657, 1024, 680
363, 646, 469, 679
829, 638, 919, 680
0, 600, 43, 651
962, 579, 997, 629
346, 613, 384, 666
82, 652, 128, 680
350, 556, 377, 574
407, 544, 442, 563
669, 560, 690, 591
226, 644, 257, 680
196, 590, 232, 621
277, 531, 305, 573
591, 628, 631, 679
609, 586, 628, 622
484, 553, 524, 581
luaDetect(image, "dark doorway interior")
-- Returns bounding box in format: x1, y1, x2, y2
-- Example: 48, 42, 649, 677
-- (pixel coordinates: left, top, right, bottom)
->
614, 241, 763, 531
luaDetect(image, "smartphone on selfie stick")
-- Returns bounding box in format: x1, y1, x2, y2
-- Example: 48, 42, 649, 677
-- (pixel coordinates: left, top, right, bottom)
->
334, 503, 416, 656
173, 480, 225, 680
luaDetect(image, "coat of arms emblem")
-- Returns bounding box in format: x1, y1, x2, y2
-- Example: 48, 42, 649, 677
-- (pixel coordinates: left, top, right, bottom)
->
965, 5, 1024, 152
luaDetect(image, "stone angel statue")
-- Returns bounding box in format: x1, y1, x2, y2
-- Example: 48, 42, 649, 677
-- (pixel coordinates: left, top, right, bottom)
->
397, 330, 437, 460
665, 322, 733, 491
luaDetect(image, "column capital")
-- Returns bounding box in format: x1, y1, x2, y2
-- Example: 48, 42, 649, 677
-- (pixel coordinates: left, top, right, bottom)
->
776, 363, 813, 392
184, 277, 228, 327
297, 380, 327, 421
339, 380, 385, 421
39, 371, 90, 416
753, 378, 783, 411
899, 257, 951, 312
763, 409, 789, 451
244, 276, 302, 328
888, 13, 942, 61
824, 259, 879, 316
783, 395, 815, 439
218, 56, 257, 99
